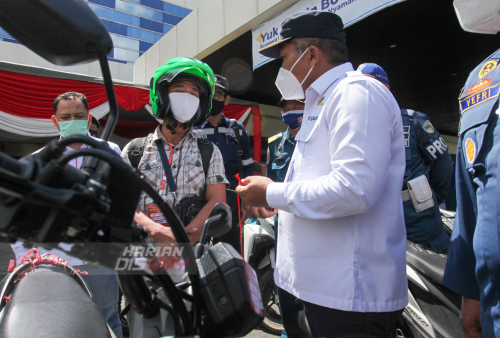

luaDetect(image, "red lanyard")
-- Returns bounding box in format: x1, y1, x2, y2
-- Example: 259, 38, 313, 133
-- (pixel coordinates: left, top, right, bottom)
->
160, 142, 174, 190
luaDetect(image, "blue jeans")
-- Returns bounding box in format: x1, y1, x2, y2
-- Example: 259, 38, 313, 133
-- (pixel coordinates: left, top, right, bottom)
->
74, 264, 123, 338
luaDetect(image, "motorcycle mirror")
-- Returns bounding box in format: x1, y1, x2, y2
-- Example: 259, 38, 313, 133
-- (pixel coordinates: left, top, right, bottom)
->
198, 203, 232, 246
0, 0, 112, 66
206, 203, 232, 239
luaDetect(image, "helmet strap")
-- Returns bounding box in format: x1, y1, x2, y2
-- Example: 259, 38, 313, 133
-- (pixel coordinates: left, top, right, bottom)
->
165, 118, 179, 135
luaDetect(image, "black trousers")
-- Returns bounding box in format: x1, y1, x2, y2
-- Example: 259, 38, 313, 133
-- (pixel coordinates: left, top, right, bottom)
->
303, 301, 402, 338
212, 210, 241, 254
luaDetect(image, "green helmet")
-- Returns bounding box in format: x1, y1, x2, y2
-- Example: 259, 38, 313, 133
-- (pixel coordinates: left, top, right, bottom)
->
150, 57, 216, 127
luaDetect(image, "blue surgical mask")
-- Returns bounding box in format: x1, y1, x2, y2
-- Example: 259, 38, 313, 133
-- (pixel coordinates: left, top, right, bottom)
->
282, 110, 303, 130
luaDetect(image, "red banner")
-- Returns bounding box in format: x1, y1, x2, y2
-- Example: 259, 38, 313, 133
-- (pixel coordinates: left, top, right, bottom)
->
0, 69, 262, 162
0, 69, 149, 118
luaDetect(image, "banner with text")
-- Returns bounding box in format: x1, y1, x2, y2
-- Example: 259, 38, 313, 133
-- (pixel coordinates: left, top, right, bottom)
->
252, 0, 406, 69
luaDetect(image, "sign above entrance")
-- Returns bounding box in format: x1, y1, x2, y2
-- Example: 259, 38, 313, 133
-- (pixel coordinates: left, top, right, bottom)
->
252, 0, 406, 70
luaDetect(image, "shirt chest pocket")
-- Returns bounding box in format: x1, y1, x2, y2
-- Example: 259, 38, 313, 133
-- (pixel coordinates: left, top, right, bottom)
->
272, 153, 291, 171
182, 155, 205, 187
139, 159, 161, 174
295, 123, 319, 168
138, 159, 163, 186
219, 133, 239, 161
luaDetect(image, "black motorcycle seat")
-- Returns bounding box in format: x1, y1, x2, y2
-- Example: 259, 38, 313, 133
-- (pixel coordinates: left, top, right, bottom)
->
0, 268, 111, 338
406, 241, 447, 286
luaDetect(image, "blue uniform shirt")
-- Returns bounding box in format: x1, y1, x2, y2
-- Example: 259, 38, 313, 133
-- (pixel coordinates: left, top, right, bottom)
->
266, 128, 296, 183
443, 48, 500, 338
194, 115, 253, 212
401, 109, 453, 252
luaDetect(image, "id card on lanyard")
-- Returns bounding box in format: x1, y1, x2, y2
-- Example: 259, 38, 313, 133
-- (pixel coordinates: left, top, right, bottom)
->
147, 203, 168, 226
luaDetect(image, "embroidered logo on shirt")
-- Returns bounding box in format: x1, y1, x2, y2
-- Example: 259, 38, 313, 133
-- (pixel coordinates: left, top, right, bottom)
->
466, 78, 492, 95
479, 60, 497, 78
422, 120, 434, 133
317, 97, 324, 106
465, 137, 476, 164
308, 116, 318, 121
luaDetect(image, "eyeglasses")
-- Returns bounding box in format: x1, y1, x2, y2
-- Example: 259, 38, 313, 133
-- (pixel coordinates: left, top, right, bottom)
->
213, 92, 226, 100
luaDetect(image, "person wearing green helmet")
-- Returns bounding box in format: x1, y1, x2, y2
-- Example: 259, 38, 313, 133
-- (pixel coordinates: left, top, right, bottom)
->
121, 57, 229, 260
149, 56, 217, 133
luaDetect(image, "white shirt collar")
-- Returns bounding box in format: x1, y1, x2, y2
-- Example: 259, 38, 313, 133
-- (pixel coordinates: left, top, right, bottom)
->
59, 133, 93, 154
307, 62, 354, 97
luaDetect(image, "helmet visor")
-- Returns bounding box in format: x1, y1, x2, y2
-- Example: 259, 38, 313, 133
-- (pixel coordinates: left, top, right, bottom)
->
157, 66, 215, 89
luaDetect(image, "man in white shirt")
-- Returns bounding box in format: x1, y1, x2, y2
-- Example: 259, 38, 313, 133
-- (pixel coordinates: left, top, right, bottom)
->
237, 11, 408, 337
11, 92, 123, 338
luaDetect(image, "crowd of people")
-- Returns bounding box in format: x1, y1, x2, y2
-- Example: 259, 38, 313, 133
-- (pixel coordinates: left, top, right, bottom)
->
3, 3, 500, 338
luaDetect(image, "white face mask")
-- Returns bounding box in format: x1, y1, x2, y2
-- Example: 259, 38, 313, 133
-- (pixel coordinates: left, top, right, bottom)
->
168, 92, 200, 123
275, 47, 315, 100
454, 0, 500, 34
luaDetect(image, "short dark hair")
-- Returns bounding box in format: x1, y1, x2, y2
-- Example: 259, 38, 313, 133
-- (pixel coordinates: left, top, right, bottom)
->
53, 92, 89, 114
291, 34, 348, 65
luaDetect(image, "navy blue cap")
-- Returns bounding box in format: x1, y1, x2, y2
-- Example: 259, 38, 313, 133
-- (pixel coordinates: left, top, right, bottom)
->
357, 63, 390, 88
277, 98, 305, 108
91, 116, 100, 127
214, 74, 229, 94
259, 11, 345, 59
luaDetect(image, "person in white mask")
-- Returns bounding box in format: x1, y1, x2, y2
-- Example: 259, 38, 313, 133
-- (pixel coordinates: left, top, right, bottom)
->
236, 11, 408, 338
121, 57, 228, 251
443, 2, 500, 338
11, 91, 123, 338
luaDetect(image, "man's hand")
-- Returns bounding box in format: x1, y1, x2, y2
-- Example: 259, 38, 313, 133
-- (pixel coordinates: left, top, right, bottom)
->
148, 223, 176, 248
185, 225, 201, 244
241, 199, 278, 219
461, 297, 482, 338
149, 223, 199, 245
236, 176, 274, 208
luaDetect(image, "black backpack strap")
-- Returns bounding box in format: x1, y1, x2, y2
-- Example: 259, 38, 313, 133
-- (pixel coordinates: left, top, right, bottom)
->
197, 138, 214, 179
155, 139, 177, 193
230, 119, 244, 176
128, 136, 148, 169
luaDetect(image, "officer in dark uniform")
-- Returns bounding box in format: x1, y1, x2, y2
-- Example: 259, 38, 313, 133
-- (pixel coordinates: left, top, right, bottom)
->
359, 63, 453, 253
194, 75, 253, 253
266, 99, 303, 182
266, 98, 305, 338
441, 3, 500, 334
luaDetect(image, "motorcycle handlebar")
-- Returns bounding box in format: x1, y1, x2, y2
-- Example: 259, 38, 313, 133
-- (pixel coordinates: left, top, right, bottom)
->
0, 152, 22, 176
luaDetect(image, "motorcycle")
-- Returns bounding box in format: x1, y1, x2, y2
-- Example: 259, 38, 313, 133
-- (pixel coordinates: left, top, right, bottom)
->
243, 216, 282, 334
396, 209, 463, 338
0, 1, 264, 336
